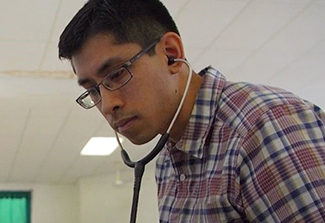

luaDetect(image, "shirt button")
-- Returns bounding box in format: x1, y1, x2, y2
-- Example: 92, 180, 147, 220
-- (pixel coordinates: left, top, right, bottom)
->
179, 174, 186, 182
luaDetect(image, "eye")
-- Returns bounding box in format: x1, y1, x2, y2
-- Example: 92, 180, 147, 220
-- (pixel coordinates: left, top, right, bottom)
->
109, 68, 126, 81
87, 87, 99, 98
102, 67, 129, 89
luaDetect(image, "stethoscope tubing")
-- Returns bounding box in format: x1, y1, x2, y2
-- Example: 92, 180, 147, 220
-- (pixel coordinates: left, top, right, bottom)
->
115, 59, 192, 223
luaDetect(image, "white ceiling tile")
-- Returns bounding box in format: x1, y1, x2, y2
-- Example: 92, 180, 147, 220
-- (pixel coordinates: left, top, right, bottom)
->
298, 84, 325, 111
59, 156, 107, 183
0, 0, 59, 41
51, 0, 88, 42
212, 0, 312, 51
40, 41, 73, 71
260, 2, 325, 54
314, 0, 325, 7
0, 105, 30, 181
35, 108, 106, 183
0, 76, 79, 97
229, 50, 299, 84
8, 106, 72, 182
185, 48, 206, 71
92, 158, 121, 177
59, 122, 117, 181
309, 37, 325, 54
176, 0, 249, 48
190, 47, 252, 76
161, 0, 190, 18
266, 39, 325, 91
0, 41, 46, 70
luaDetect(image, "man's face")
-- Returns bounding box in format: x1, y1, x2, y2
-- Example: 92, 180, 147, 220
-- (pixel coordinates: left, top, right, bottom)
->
71, 34, 179, 145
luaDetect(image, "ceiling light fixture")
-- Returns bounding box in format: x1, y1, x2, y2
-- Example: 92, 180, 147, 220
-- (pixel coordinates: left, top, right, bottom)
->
80, 137, 122, 156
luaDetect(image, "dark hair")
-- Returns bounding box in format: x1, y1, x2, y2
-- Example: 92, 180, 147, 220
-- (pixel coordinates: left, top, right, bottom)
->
58, 0, 179, 60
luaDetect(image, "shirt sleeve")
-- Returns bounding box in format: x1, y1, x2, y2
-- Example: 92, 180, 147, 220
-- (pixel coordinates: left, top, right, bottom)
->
240, 103, 325, 222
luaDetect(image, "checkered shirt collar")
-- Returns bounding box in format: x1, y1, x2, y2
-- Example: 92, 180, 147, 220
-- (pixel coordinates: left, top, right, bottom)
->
167, 66, 226, 158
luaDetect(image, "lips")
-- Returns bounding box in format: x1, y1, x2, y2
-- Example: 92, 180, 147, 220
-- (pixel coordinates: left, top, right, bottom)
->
114, 117, 136, 133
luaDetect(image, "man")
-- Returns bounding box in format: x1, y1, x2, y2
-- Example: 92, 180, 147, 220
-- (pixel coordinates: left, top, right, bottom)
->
58, 0, 325, 222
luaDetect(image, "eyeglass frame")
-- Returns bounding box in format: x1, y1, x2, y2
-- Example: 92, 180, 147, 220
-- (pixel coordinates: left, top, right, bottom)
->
76, 36, 162, 109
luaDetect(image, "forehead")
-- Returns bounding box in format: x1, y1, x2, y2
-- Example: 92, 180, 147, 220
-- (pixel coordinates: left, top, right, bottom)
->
71, 34, 140, 80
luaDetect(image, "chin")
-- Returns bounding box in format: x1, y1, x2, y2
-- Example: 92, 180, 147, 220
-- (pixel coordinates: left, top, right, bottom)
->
128, 137, 151, 145
127, 134, 157, 145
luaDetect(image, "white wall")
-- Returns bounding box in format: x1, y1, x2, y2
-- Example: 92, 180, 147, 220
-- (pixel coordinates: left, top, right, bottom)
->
0, 165, 158, 223
0, 183, 79, 223
78, 166, 159, 223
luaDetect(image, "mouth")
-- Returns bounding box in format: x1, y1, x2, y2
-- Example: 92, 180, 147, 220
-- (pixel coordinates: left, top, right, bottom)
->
114, 117, 136, 133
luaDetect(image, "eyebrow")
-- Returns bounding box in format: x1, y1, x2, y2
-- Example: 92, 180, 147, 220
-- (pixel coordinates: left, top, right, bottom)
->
77, 56, 124, 86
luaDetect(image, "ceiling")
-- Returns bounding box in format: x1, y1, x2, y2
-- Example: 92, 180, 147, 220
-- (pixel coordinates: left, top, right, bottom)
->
0, 0, 324, 184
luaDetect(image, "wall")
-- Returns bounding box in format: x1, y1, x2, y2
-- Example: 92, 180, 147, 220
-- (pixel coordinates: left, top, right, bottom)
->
0, 165, 158, 223
0, 183, 79, 223
78, 166, 159, 223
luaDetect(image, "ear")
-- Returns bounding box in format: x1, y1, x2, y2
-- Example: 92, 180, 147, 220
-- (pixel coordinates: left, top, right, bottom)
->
159, 32, 185, 74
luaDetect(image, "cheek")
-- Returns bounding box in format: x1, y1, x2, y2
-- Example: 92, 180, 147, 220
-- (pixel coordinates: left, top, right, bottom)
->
125, 64, 175, 116
96, 104, 111, 123
124, 78, 163, 115
124, 71, 159, 101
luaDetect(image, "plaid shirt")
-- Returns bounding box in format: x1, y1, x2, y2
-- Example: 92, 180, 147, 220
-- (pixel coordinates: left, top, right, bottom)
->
155, 66, 325, 223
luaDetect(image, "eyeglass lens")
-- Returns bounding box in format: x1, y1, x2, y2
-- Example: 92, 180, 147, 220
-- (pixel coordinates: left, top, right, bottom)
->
78, 67, 132, 108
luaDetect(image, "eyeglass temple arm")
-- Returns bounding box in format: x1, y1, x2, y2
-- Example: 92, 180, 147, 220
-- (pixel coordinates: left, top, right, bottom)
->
127, 37, 162, 66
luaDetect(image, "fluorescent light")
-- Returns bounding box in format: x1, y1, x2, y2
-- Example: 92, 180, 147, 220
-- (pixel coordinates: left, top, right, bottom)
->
80, 137, 122, 156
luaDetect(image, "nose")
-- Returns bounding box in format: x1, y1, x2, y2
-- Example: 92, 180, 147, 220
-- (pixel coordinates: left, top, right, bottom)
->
97, 84, 124, 115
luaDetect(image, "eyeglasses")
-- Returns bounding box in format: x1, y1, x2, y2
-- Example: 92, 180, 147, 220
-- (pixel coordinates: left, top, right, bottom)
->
76, 37, 162, 109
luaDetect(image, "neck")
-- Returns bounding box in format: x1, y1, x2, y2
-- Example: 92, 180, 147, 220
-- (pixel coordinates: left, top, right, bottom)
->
169, 71, 203, 143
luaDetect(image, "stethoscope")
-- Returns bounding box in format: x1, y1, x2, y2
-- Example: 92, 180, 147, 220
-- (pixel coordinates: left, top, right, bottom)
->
114, 57, 193, 223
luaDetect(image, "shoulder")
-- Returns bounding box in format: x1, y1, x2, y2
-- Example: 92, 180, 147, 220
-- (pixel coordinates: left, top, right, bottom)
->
216, 81, 321, 137
222, 82, 305, 113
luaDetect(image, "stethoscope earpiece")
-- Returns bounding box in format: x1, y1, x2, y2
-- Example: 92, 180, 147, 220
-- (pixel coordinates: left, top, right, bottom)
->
167, 56, 176, 65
